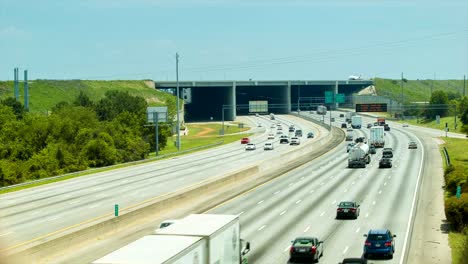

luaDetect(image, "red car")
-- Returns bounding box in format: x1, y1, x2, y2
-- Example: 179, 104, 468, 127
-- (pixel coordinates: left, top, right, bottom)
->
241, 138, 250, 144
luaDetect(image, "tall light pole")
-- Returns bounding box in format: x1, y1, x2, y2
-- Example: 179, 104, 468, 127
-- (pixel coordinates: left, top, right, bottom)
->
176, 53, 181, 151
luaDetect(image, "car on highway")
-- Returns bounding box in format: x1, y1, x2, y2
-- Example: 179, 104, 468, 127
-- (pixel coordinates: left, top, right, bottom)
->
280, 135, 290, 144
382, 148, 393, 158
295, 129, 303, 137
339, 258, 368, 264
245, 143, 256, 151
336, 201, 360, 219
384, 124, 390, 131
355, 137, 366, 143
379, 158, 392, 168
339, 113, 345, 118
257, 123, 263, 127
363, 229, 396, 259
402, 123, 409, 127
277, 126, 283, 130
408, 141, 417, 149
264, 142, 274, 150
367, 123, 373, 129
267, 134, 275, 140
276, 130, 283, 135
289, 126, 295, 132
290, 137, 300, 145
346, 128, 353, 132
307, 132, 315, 138
289, 236, 324, 262
347, 143, 356, 153
270, 124, 276, 129
369, 146, 377, 154
341, 123, 348, 128
240, 137, 250, 144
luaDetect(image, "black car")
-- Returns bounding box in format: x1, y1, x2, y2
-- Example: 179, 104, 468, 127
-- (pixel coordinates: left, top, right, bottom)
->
289, 237, 323, 262
382, 148, 393, 158
336, 201, 360, 219
340, 258, 367, 264
369, 146, 376, 154
355, 137, 366, 143
341, 123, 348, 128
340, 114, 345, 117
384, 124, 390, 131
379, 158, 392, 168
307, 132, 315, 138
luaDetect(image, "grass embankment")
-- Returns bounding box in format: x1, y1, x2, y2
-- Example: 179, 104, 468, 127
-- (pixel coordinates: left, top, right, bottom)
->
0, 123, 252, 194
0, 80, 172, 113
398, 116, 464, 134
441, 138, 468, 264
373, 78, 465, 103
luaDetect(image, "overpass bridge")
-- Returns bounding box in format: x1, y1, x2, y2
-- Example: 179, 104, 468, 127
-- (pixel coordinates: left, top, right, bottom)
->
154, 80, 373, 121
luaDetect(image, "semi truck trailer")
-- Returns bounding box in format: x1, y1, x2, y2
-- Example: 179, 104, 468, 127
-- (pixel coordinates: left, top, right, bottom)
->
348, 143, 371, 168
369, 126, 385, 148
351, 116, 362, 129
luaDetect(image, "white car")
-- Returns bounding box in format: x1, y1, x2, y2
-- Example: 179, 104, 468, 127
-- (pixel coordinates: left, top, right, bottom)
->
245, 143, 256, 151
270, 124, 276, 129
290, 137, 300, 145
403, 123, 409, 127
257, 123, 263, 127
268, 134, 275, 140
264, 142, 274, 150
277, 126, 283, 130
276, 130, 283, 135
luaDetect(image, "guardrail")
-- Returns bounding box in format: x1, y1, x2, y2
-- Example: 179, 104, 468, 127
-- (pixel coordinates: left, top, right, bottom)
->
0, 141, 223, 192
443, 147, 451, 166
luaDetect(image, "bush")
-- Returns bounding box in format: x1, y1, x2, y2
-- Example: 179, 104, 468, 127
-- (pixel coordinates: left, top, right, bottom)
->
445, 194, 468, 231
444, 164, 467, 196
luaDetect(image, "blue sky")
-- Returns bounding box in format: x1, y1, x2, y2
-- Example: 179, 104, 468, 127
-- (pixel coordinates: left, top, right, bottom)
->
1, 0, 467, 81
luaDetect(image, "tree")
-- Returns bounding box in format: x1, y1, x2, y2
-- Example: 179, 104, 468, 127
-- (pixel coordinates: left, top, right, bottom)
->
73, 91, 94, 107
94, 90, 147, 121
426, 90, 449, 119
1, 97, 25, 119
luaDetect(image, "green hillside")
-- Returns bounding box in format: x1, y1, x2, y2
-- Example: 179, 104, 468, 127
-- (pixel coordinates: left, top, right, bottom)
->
373, 78, 466, 103
0, 80, 175, 113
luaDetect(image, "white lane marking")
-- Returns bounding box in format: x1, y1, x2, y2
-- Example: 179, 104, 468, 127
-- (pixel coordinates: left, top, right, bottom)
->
0, 232, 12, 237
257, 200, 264, 205
237, 211, 244, 216
372, 201, 376, 205
356, 227, 361, 233
343, 246, 349, 254
47, 216, 60, 221
258, 225, 266, 231
320, 212, 325, 216
296, 200, 302, 204
274, 191, 281, 195
304, 226, 310, 233
331, 200, 336, 205
399, 135, 425, 264
378, 190, 382, 194
310, 190, 315, 193
365, 213, 369, 218
352, 181, 356, 185
121, 180, 128, 183
29, 211, 40, 216
320, 182, 324, 185
179, 178, 185, 181
289, 183, 294, 187
344, 189, 348, 193
284, 245, 291, 252
69, 200, 81, 205
388, 175, 392, 179
300, 176, 304, 180
384, 182, 387, 186
88, 203, 100, 209
280, 210, 287, 216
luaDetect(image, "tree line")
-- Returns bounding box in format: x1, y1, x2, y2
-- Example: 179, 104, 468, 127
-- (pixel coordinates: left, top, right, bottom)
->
0, 91, 173, 186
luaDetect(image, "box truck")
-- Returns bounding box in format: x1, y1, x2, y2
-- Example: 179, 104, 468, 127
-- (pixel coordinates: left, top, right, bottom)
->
345, 112, 356, 123
369, 126, 385, 148
348, 143, 371, 168
156, 214, 250, 264
351, 116, 362, 129
92, 235, 208, 264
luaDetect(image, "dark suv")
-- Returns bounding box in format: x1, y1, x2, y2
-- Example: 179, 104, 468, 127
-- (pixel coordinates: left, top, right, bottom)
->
382, 148, 393, 158
289, 236, 323, 262
363, 229, 396, 259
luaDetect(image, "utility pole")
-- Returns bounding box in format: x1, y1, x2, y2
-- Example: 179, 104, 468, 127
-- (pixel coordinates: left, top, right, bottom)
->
400, 72, 404, 104
464, 75, 466, 97
431, 72, 435, 96
297, 85, 300, 112
176, 53, 181, 151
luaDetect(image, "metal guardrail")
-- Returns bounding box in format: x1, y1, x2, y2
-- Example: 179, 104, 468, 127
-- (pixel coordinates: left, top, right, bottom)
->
0, 141, 224, 191
443, 147, 451, 166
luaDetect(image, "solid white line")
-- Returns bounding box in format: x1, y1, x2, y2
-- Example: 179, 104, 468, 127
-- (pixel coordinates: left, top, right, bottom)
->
356, 227, 361, 233
258, 225, 266, 231
88, 203, 100, 209
0, 232, 12, 237
304, 226, 310, 233
399, 135, 425, 264
343, 246, 349, 254
296, 200, 302, 204
257, 200, 264, 205
320, 212, 325, 216
68, 200, 81, 205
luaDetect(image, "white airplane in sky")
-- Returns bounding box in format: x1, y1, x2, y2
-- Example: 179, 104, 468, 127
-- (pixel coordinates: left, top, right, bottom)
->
348, 74, 362, 80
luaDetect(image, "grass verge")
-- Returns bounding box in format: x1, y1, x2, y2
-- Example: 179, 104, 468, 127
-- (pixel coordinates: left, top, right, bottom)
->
397, 116, 463, 134
449, 231, 468, 264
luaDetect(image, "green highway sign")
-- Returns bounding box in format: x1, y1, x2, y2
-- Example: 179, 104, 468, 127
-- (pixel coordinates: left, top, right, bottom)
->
335, 93, 345, 103
325, 91, 333, 104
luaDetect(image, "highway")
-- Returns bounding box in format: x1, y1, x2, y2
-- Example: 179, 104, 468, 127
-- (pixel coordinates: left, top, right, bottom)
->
208, 112, 424, 263
0, 115, 326, 251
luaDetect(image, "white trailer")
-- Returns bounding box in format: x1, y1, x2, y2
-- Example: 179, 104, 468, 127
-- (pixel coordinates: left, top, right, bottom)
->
348, 143, 370, 168
369, 126, 385, 148
351, 116, 362, 129
156, 214, 249, 264
92, 235, 207, 264
317, 105, 327, 115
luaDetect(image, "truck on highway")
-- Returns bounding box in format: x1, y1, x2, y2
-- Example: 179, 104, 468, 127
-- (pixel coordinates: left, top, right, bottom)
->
93, 235, 208, 264
345, 112, 356, 123
270, 113, 275, 120
317, 105, 327, 115
351, 116, 362, 129
156, 214, 250, 264
377, 117, 386, 126
346, 131, 354, 141
369, 126, 385, 148
348, 143, 371, 168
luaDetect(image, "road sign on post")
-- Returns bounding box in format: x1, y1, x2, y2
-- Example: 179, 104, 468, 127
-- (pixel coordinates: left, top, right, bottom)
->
325, 91, 334, 104
335, 93, 345, 103
456, 185, 461, 199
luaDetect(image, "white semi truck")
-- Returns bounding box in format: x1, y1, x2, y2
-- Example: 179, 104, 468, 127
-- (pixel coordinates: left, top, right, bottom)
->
369, 126, 385, 148
351, 116, 362, 129
92, 235, 207, 264
93, 214, 250, 264
348, 143, 371, 168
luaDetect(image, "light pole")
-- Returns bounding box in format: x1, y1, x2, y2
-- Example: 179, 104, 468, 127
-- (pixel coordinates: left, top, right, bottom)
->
176, 53, 181, 151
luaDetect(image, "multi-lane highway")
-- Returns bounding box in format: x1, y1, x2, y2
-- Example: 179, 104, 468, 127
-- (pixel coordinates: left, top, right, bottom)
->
209, 112, 425, 263
0, 115, 326, 252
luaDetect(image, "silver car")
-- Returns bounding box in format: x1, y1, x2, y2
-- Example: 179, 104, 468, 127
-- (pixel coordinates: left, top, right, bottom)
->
264, 142, 274, 150
245, 143, 256, 151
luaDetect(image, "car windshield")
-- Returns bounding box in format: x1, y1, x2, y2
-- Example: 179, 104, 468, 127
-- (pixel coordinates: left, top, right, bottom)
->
294, 239, 314, 246
339, 202, 354, 207
368, 234, 389, 241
